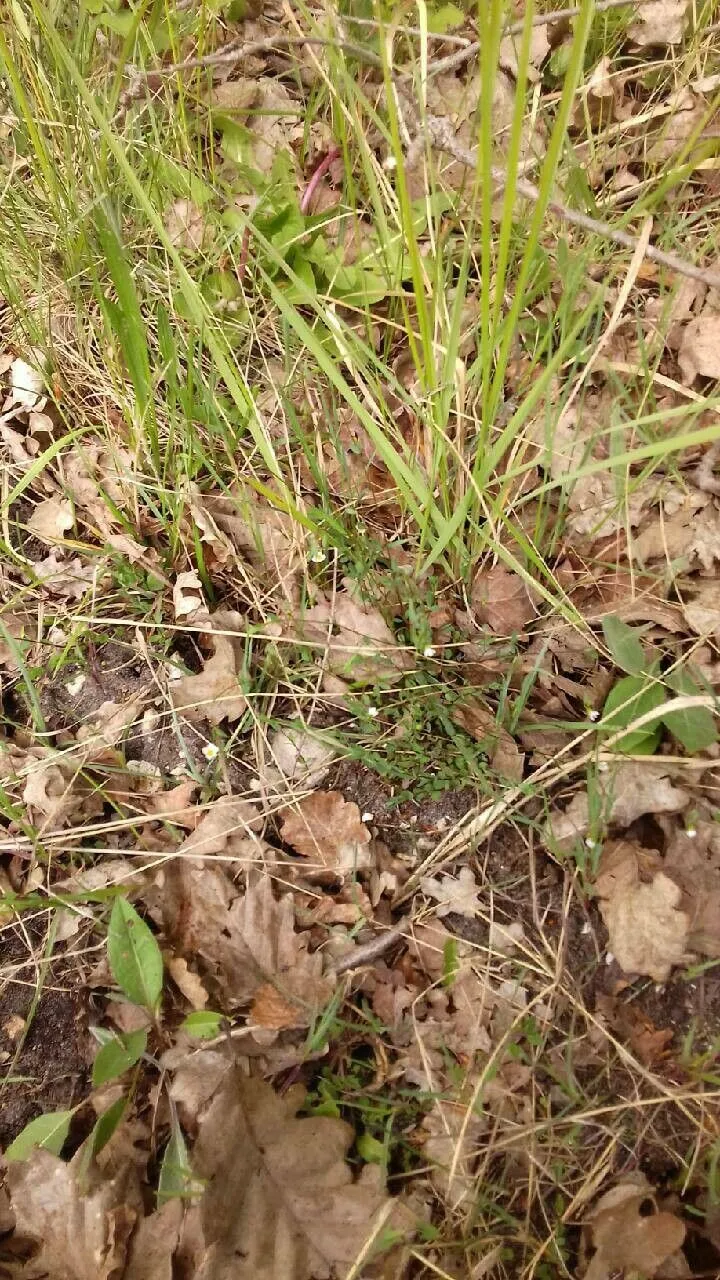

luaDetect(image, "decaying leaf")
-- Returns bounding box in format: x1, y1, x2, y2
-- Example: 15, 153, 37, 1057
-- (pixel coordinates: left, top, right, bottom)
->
682, 577, 720, 637
163, 867, 335, 1021
5, 1147, 141, 1280
471, 564, 536, 635
172, 569, 205, 620
7, 351, 46, 410
190, 486, 301, 600
451, 698, 524, 780
421, 866, 482, 919
594, 841, 690, 981
296, 591, 410, 682
175, 797, 263, 857
630, 0, 687, 46
170, 610, 246, 724
263, 724, 338, 790
582, 1174, 686, 1280
279, 791, 373, 881
165, 198, 208, 252
678, 312, 720, 382
27, 497, 73, 544
184, 1068, 414, 1279
546, 762, 688, 850
33, 552, 104, 600
422, 1098, 485, 1210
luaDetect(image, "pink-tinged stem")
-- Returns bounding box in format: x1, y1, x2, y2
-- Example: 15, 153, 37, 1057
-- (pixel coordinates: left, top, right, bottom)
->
300, 146, 342, 215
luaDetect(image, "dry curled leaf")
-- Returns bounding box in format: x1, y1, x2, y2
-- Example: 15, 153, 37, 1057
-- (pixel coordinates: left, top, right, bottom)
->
594, 841, 690, 981
296, 590, 410, 683
422, 1098, 485, 1211
451, 698, 524, 780
27, 496, 73, 544
163, 867, 334, 1021
471, 564, 536, 635
678, 311, 720, 383
170, 610, 246, 724
165, 198, 208, 252
5, 1147, 141, 1280
421, 866, 482, 919
185, 1068, 414, 1280
262, 725, 337, 790
280, 791, 373, 882
172, 569, 205, 620
582, 1175, 686, 1280
630, 0, 687, 46
546, 762, 688, 850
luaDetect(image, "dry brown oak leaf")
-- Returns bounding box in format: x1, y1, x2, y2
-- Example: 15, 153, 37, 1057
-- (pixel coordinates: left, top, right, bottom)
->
582, 1175, 686, 1280
594, 840, 690, 982
170, 610, 246, 724
163, 866, 334, 1024
279, 791, 373, 882
184, 1069, 414, 1280
5, 1147, 141, 1280
296, 591, 411, 683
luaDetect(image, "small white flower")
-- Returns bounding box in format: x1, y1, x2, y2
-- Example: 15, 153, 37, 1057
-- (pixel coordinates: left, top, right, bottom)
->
588, 709, 600, 722
361, 811, 374, 823
367, 706, 379, 718
202, 742, 220, 763
605, 951, 615, 966
310, 548, 327, 563
423, 645, 436, 658
686, 826, 697, 839
598, 761, 609, 773
585, 837, 597, 849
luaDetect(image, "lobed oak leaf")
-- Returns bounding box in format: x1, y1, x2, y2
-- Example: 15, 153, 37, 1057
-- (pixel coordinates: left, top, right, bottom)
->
421, 866, 481, 919
296, 592, 410, 683
170, 610, 246, 724
595, 845, 690, 982
471, 564, 536, 635
5, 1148, 141, 1280
188, 1069, 414, 1280
163, 867, 335, 1019
27, 496, 73, 544
583, 1176, 686, 1280
280, 791, 373, 881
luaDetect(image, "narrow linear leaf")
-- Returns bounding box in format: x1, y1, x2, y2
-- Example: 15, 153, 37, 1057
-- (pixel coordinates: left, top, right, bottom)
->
5, 1110, 73, 1162
158, 1119, 197, 1205
107, 897, 163, 1012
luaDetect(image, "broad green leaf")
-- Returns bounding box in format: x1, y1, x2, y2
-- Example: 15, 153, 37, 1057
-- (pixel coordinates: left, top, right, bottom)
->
158, 1120, 197, 1205
181, 1011, 224, 1040
602, 675, 666, 754
5, 1109, 73, 1161
663, 670, 718, 754
107, 897, 163, 1012
92, 1028, 147, 1086
86, 1096, 128, 1159
357, 1131, 386, 1164
428, 3, 464, 32
602, 614, 648, 676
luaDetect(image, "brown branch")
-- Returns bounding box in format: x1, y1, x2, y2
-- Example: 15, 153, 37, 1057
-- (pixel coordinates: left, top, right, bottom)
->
332, 919, 410, 974
418, 113, 720, 292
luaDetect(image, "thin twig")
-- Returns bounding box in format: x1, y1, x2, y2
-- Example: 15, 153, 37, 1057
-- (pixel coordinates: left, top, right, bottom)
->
333, 919, 410, 974
418, 113, 720, 292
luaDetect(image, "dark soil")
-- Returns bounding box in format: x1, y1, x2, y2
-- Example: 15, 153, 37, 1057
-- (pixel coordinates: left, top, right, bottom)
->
327, 758, 480, 856
0, 925, 88, 1147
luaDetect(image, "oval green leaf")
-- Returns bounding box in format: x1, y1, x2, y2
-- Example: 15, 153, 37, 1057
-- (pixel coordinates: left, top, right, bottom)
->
603, 675, 666, 753
180, 1010, 224, 1040
5, 1109, 73, 1162
92, 1028, 147, 1087
602, 615, 648, 676
107, 897, 163, 1013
